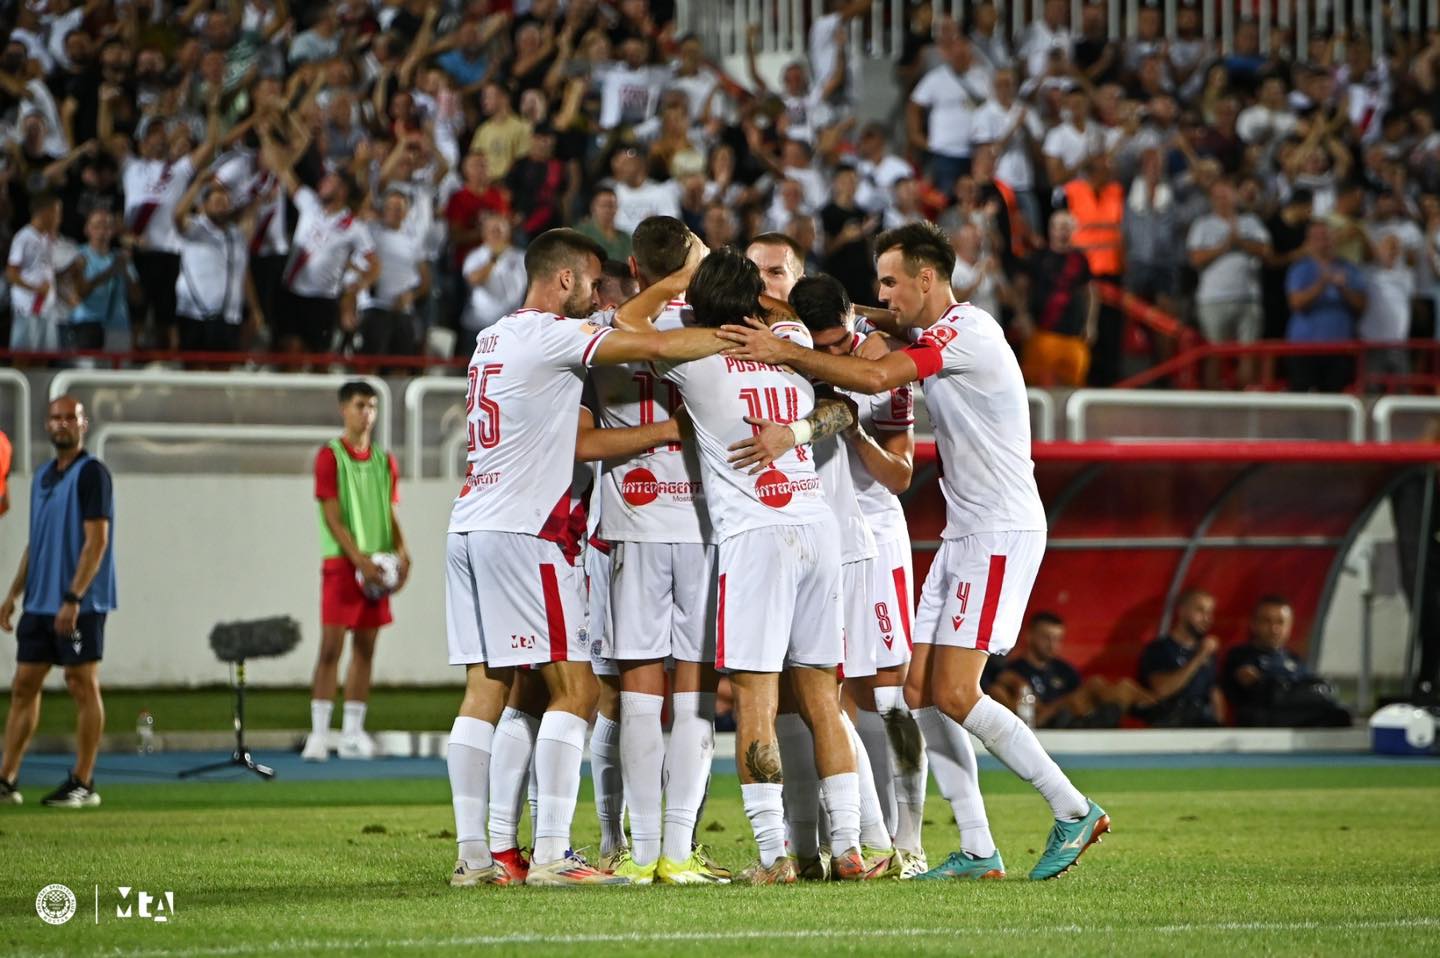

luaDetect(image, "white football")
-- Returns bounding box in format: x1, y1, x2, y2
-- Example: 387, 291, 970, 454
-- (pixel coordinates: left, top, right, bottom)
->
357, 552, 402, 600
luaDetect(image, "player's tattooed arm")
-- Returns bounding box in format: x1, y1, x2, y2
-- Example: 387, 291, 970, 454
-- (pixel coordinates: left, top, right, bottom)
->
743, 740, 784, 784
726, 397, 856, 474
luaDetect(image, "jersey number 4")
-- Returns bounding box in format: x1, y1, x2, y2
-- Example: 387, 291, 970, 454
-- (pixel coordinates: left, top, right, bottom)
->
466, 363, 503, 452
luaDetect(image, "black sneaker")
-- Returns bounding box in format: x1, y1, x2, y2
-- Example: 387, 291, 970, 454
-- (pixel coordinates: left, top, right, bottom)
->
42, 773, 100, 808
0, 777, 21, 805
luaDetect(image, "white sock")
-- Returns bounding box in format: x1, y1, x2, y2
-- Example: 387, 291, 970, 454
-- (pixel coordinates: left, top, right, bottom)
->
963, 695, 1088, 822
619, 691, 665, 866
532, 710, 588, 865
527, 760, 538, 832
875, 685, 928, 853
915, 705, 995, 858
663, 691, 715, 862
819, 772, 862, 855
309, 699, 333, 739
341, 701, 366, 737
741, 782, 787, 867
446, 716, 494, 868
588, 714, 627, 857
487, 707, 538, 853
841, 711, 893, 850
854, 707, 898, 838
774, 712, 820, 859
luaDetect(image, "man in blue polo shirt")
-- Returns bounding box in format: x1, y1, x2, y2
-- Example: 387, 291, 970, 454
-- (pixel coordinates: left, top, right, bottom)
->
0, 396, 117, 808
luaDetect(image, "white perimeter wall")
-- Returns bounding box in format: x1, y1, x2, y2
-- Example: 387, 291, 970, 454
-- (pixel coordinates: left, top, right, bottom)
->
0, 476, 1413, 691
0, 477, 465, 690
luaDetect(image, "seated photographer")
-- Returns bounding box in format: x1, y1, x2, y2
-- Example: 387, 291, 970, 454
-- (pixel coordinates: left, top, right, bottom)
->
992, 612, 1156, 728
1221, 596, 1352, 728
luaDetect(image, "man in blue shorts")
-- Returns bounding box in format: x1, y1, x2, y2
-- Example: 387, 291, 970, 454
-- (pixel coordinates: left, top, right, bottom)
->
0, 397, 117, 808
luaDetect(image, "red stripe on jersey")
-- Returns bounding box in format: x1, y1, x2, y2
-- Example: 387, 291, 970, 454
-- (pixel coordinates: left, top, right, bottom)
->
588, 534, 611, 555
903, 342, 943, 380
715, 573, 727, 670
580, 327, 613, 367
537, 490, 586, 565
892, 566, 913, 649
974, 555, 1007, 652
129, 200, 160, 237
540, 563, 568, 662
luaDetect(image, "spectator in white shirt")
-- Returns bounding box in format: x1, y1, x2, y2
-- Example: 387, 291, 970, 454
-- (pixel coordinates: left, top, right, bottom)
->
461, 214, 527, 335
611, 148, 682, 235
1187, 178, 1273, 386
667, 35, 720, 125
173, 175, 259, 354
854, 123, 913, 216
908, 34, 992, 195
598, 36, 667, 130
1361, 234, 1415, 383
1019, 0, 1073, 79
745, 27, 838, 147
882, 177, 924, 230
950, 222, 1004, 318
969, 2, 1011, 72
1043, 88, 1116, 191
808, 0, 870, 112
6, 192, 72, 350
766, 178, 811, 233
359, 191, 431, 357
971, 67, 1045, 228
263, 135, 379, 356
110, 102, 222, 350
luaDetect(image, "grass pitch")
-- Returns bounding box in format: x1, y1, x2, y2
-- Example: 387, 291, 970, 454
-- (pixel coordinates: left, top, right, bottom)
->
2, 764, 1438, 956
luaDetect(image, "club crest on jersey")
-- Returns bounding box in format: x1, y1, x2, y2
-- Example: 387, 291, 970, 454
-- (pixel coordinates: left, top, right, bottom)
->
621, 468, 659, 506
920, 324, 958, 349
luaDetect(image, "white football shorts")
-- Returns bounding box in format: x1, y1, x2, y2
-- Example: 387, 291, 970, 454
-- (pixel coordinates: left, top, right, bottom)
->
446, 531, 589, 669
585, 539, 617, 677
912, 530, 1046, 657
606, 540, 718, 664
841, 557, 877, 680
870, 533, 914, 671
715, 521, 844, 674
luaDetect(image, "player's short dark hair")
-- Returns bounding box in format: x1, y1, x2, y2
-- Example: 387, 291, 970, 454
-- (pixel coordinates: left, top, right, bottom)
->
874, 221, 956, 278
788, 274, 851, 333
1030, 611, 1065, 629
631, 215, 690, 283
524, 228, 607, 283
747, 231, 807, 269
687, 247, 763, 329
30, 191, 60, 213
338, 380, 377, 403
601, 258, 632, 283
1255, 594, 1292, 611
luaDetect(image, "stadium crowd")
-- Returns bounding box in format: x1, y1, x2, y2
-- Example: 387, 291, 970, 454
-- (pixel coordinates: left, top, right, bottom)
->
3, 0, 1440, 389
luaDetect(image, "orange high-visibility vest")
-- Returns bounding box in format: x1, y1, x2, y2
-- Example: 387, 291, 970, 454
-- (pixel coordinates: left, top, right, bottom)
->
993, 177, 1031, 259
1064, 178, 1124, 276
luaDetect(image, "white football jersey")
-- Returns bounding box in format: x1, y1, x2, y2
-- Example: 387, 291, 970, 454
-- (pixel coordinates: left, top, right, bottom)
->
448, 308, 615, 563
283, 187, 375, 299
903, 302, 1047, 539
658, 320, 833, 541
814, 432, 877, 564
843, 381, 915, 544
589, 300, 713, 544
121, 155, 195, 253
